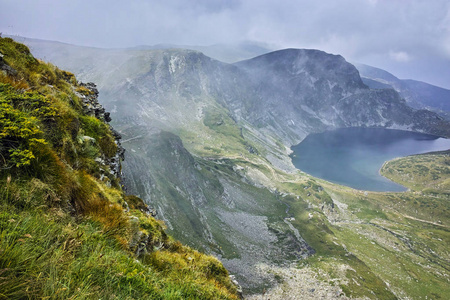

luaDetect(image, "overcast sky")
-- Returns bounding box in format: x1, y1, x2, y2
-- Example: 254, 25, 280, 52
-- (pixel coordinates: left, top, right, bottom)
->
1, 0, 450, 88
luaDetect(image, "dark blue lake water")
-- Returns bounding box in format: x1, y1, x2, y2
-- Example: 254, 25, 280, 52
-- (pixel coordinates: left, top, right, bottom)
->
290, 128, 450, 192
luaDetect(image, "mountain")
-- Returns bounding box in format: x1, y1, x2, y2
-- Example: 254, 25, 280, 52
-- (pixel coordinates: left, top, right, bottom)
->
356, 63, 450, 117
0, 37, 239, 299
12, 36, 450, 298
132, 41, 273, 63
9, 36, 272, 74
232, 49, 450, 143
99, 49, 314, 290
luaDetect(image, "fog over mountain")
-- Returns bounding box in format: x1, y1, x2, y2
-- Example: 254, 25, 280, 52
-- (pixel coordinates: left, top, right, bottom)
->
1, 0, 450, 88
2, 1, 450, 298
356, 63, 450, 118
13, 35, 450, 295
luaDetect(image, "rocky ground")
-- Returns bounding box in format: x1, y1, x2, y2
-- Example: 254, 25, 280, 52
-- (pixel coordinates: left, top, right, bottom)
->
246, 264, 354, 300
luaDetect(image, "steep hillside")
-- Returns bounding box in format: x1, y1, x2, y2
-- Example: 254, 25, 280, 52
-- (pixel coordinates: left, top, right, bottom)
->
0, 37, 239, 299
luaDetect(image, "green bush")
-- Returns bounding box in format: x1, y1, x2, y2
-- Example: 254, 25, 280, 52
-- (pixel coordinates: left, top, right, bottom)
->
0, 84, 48, 168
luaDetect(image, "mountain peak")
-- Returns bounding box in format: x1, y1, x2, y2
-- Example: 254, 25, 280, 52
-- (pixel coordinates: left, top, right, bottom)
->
235, 48, 366, 91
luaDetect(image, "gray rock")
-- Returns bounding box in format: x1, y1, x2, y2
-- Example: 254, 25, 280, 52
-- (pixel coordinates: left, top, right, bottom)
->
77, 82, 126, 183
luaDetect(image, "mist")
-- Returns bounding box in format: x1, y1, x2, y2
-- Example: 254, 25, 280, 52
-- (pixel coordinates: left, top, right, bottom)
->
1, 0, 449, 88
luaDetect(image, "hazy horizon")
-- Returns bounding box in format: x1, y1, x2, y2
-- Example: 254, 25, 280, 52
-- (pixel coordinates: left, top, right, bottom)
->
1, 0, 449, 88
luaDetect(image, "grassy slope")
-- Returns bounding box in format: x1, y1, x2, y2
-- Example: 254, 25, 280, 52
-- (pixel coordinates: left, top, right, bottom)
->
0, 37, 238, 299
203, 127, 448, 299
165, 99, 449, 298
267, 152, 450, 299
381, 150, 450, 197
12, 36, 449, 299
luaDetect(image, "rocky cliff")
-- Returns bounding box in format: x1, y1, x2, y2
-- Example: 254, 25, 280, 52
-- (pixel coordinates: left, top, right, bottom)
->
75, 81, 125, 183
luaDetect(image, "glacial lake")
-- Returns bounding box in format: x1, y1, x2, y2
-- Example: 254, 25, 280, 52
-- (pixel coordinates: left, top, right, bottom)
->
290, 128, 450, 192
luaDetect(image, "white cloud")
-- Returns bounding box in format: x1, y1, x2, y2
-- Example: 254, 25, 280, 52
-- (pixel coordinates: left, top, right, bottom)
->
1, 0, 449, 88
389, 51, 412, 62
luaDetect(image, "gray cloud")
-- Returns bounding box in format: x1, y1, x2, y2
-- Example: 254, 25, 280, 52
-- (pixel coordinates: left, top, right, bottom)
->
1, 0, 449, 88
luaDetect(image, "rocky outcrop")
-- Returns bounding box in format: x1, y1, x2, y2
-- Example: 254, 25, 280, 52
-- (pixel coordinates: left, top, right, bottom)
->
78, 82, 112, 122
0, 51, 18, 76
76, 82, 125, 183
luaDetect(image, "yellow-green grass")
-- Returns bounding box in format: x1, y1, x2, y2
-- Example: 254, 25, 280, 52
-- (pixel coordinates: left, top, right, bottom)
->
0, 36, 239, 299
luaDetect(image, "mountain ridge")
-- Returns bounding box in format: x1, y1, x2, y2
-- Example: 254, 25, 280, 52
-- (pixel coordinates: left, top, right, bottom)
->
8, 36, 450, 298
231, 48, 450, 143
356, 63, 450, 114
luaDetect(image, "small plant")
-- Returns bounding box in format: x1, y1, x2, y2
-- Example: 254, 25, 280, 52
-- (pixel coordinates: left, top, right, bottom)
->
0, 88, 46, 168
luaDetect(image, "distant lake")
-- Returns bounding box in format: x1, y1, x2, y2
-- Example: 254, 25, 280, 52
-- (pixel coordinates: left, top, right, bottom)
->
290, 128, 450, 192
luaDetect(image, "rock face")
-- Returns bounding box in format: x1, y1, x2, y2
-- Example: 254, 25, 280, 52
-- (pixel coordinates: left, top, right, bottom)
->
0, 51, 18, 76
231, 49, 450, 143
78, 82, 112, 122
76, 82, 125, 182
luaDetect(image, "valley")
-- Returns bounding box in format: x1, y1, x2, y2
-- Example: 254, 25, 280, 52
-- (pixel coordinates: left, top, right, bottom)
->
14, 37, 450, 299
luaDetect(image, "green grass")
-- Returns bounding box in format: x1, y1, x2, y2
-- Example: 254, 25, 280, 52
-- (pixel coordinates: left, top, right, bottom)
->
256, 149, 450, 299
0, 37, 239, 299
203, 108, 241, 138
0, 201, 238, 299
332, 224, 449, 299
290, 216, 397, 298
381, 150, 450, 195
